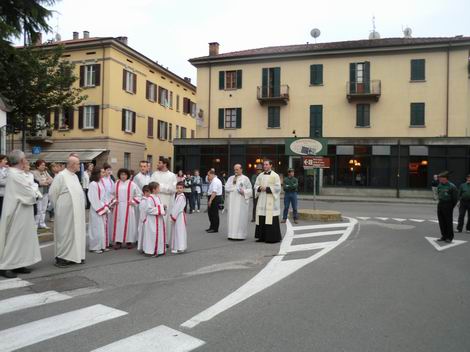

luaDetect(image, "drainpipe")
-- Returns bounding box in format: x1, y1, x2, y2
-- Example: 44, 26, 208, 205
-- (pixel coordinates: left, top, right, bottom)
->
101, 41, 105, 134
445, 40, 451, 137
208, 65, 212, 139
396, 139, 401, 198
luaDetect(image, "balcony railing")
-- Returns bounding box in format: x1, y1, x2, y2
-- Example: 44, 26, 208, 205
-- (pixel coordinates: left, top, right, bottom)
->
257, 85, 289, 105
25, 128, 54, 143
346, 80, 381, 102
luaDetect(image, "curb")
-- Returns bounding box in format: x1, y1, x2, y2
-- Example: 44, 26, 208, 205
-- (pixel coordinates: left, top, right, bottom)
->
38, 232, 53, 243
296, 196, 436, 205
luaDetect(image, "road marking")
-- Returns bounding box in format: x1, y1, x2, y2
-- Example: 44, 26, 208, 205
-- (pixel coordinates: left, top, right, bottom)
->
40, 242, 55, 249
375, 217, 389, 221
92, 325, 205, 352
293, 230, 344, 239
287, 241, 337, 252
425, 237, 467, 252
410, 219, 425, 223
181, 218, 357, 329
0, 290, 71, 315
392, 218, 407, 222
0, 304, 127, 352
356, 217, 370, 221
291, 223, 349, 231
0, 278, 32, 291
428, 220, 439, 223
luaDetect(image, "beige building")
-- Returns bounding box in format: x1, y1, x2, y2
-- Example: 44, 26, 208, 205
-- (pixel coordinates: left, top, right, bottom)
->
175, 36, 470, 194
22, 31, 197, 171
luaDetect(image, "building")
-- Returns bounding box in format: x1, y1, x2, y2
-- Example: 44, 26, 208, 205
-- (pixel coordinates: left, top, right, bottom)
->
175, 36, 470, 196
22, 31, 197, 170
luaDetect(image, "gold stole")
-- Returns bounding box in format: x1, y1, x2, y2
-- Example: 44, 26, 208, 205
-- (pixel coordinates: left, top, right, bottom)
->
256, 174, 275, 225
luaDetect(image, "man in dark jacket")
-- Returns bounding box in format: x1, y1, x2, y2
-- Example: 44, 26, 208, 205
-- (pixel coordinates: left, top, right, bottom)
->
437, 171, 459, 243
457, 174, 470, 233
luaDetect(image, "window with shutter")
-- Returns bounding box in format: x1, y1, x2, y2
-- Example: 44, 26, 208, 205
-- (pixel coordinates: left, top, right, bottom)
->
148, 117, 154, 138
218, 108, 224, 129
181, 127, 187, 139
225, 71, 237, 89
224, 108, 237, 129
219, 71, 225, 90
410, 103, 425, 126
310, 64, 323, 85
94, 64, 101, 86
176, 95, 180, 112
169, 123, 173, 141
356, 104, 370, 127
124, 70, 135, 93
146, 81, 156, 102
267, 106, 280, 128
83, 106, 95, 129
123, 110, 134, 133
83, 65, 97, 87
236, 70, 242, 89
411, 59, 425, 81
309, 105, 323, 137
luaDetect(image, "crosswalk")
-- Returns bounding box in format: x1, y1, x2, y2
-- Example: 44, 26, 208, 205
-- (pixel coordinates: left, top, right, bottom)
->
0, 278, 204, 352
356, 216, 458, 224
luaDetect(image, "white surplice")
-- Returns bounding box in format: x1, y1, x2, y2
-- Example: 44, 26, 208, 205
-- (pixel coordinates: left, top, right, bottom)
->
142, 194, 166, 255
225, 174, 253, 239
87, 181, 110, 251
49, 169, 87, 263
254, 171, 282, 225
137, 196, 149, 251
0, 168, 41, 270
111, 180, 141, 243
170, 193, 187, 252
151, 170, 177, 243
100, 176, 115, 244
133, 172, 151, 190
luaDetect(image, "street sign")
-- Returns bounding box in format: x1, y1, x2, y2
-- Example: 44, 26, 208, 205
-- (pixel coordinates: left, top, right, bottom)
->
32, 146, 42, 155
303, 156, 330, 169
285, 138, 328, 156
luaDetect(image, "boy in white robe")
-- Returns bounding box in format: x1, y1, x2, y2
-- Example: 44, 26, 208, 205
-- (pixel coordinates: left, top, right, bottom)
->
88, 168, 112, 253
142, 182, 167, 256
111, 168, 142, 249
170, 182, 187, 253
137, 185, 150, 251
102, 163, 115, 246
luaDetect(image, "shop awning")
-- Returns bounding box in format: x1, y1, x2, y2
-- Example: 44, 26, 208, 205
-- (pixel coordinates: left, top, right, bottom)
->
29, 149, 107, 163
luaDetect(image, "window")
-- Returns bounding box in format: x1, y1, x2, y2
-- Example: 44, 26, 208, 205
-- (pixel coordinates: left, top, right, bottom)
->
169, 91, 174, 109
80, 64, 100, 87
176, 95, 180, 112
175, 125, 179, 139
146, 81, 157, 102
190, 102, 197, 117
147, 155, 153, 166
180, 127, 187, 139
158, 87, 169, 107
183, 97, 193, 114
225, 108, 237, 129
410, 103, 425, 126
411, 59, 425, 81
309, 105, 323, 137
218, 108, 241, 129
261, 67, 281, 97
191, 130, 195, 138
123, 70, 136, 93
147, 117, 154, 138
268, 106, 280, 128
310, 64, 323, 85
356, 104, 370, 127
169, 123, 173, 140
122, 109, 136, 133
124, 152, 130, 169
349, 62, 370, 93
158, 120, 168, 140
54, 108, 74, 130
219, 70, 242, 90
83, 106, 95, 129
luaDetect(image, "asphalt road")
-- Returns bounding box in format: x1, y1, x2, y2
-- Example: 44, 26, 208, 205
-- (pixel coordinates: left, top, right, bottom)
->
1, 199, 469, 352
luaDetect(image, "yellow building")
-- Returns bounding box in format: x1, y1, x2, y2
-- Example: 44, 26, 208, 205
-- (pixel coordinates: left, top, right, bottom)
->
25, 31, 197, 171
175, 36, 470, 195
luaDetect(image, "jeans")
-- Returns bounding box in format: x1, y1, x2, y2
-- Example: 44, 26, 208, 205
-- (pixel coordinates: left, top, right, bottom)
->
283, 192, 298, 220
457, 199, 470, 231
191, 191, 201, 210
184, 192, 192, 212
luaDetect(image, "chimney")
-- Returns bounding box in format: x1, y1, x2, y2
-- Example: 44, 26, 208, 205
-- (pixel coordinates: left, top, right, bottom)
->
83, 31, 90, 39
73, 31, 79, 40
116, 36, 128, 45
209, 42, 219, 56
34, 32, 42, 45
184, 77, 192, 84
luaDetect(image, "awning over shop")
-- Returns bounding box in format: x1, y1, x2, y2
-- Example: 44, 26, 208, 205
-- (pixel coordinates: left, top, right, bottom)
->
29, 149, 107, 163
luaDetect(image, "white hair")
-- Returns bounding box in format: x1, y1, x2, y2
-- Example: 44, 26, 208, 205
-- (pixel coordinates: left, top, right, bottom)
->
8, 149, 25, 166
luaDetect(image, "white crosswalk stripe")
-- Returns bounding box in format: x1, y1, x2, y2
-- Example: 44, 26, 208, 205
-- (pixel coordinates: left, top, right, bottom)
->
375, 217, 389, 221
0, 278, 32, 291
392, 218, 407, 222
293, 230, 344, 239
0, 290, 71, 315
409, 219, 425, 223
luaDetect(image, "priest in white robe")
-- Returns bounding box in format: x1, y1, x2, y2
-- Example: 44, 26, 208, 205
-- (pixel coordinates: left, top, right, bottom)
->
170, 182, 187, 253
0, 150, 41, 278
151, 158, 176, 244
49, 155, 87, 267
142, 182, 167, 256
225, 164, 253, 240
254, 160, 282, 243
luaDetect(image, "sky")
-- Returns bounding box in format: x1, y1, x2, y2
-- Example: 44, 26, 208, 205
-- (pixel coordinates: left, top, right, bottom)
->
29, 0, 470, 84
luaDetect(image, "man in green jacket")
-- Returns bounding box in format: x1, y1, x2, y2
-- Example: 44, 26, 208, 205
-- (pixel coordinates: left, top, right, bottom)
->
282, 168, 299, 224
437, 171, 459, 243
457, 174, 470, 233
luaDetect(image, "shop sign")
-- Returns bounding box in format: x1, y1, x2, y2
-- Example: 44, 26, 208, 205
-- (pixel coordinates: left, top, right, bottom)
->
303, 156, 330, 169
285, 138, 327, 156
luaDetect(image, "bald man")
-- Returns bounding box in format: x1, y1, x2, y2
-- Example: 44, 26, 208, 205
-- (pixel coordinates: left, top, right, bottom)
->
49, 155, 87, 267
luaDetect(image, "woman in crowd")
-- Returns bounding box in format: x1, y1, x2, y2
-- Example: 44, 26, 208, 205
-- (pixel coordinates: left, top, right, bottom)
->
191, 169, 202, 213
32, 160, 53, 229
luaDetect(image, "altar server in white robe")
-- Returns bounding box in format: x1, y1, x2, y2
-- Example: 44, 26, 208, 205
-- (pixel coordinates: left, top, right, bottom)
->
225, 164, 253, 240
111, 168, 142, 249
142, 182, 167, 256
49, 155, 87, 267
170, 182, 187, 253
254, 160, 282, 243
151, 158, 176, 244
137, 185, 151, 251
102, 163, 115, 245
0, 150, 41, 278
88, 167, 113, 253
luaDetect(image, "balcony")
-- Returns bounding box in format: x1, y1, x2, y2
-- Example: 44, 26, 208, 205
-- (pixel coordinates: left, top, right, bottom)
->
25, 129, 54, 144
257, 85, 289, 105
346, 80, 381, 102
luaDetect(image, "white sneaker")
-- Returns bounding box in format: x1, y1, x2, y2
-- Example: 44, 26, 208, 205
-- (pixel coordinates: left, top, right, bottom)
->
93, 250, 103, 254
196, 210, 200, 213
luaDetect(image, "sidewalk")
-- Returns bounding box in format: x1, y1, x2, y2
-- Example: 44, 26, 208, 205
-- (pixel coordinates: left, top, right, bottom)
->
296, 194, 436, 205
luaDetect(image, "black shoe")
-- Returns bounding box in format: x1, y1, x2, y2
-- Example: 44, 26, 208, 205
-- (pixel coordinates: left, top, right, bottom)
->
205, 228, 212, 232
456, 229, 463, 233
55, 258, 71, 268
255, 239, 264, 243
12, 267, 32, 274
437, 238, 446, 242
0, 270, 17, 278
207, 229, 218, 233
445, 239, 453, 243
80, 259, 86, 264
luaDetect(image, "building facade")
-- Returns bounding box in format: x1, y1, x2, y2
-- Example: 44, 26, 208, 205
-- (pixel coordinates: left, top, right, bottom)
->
22, 32, 197, 170
175, 36, 470, 194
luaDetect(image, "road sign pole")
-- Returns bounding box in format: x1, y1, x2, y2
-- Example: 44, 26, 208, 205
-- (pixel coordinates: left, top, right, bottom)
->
313, 168, 317, 210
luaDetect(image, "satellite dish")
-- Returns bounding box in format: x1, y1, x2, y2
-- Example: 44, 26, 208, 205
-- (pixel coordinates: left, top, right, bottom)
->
310, 28, 321, 39
55, 33, 62, 42
369, 31, 381, 39
403, 27, 412, 38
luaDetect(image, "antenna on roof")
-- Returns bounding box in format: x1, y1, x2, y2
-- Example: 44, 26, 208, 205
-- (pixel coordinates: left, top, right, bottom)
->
369, 16, 380, 39
310, 28, 321, 43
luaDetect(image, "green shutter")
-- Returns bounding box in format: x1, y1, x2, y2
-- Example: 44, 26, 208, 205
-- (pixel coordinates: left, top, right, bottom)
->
262, 68, 268, 97
363, 61, 370, 93
236, 70, 242, 89
310, 105, 323, 137
219, 71, 225, 90
268, 107, 280, 128
273, 67, 281, 96
411, 59, 425, 81
349, 63, 356, 93
310, 64, 323, 85
218, 108, 224, 129
236, 108, 242, 128
411, 103, 425, 126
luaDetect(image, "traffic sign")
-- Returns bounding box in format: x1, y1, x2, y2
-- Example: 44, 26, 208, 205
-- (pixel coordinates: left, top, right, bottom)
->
303, 156, 330, 169
32, 146, 42, 155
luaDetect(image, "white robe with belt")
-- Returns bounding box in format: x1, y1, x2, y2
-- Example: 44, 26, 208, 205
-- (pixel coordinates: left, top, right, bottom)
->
142, 194, 166, 255
111, 180, 141, 243
0, 168, 41, 270
151, 170, 177, 242
87, 181, 110, 251
225, 175, 253, 239
254, 171, 281, 225
137, 197, 149, 251
101, 176, 115, 244
170, 193, 187, 252
49, 169, 87, 263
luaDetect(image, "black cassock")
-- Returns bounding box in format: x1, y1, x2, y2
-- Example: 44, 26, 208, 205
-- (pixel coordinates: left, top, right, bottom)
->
255, 186, 282, 243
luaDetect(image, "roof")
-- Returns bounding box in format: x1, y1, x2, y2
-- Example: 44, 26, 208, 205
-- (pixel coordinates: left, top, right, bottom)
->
189, 36, 470, 65
25, 37, 196, 91
28, 149, 106, 162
